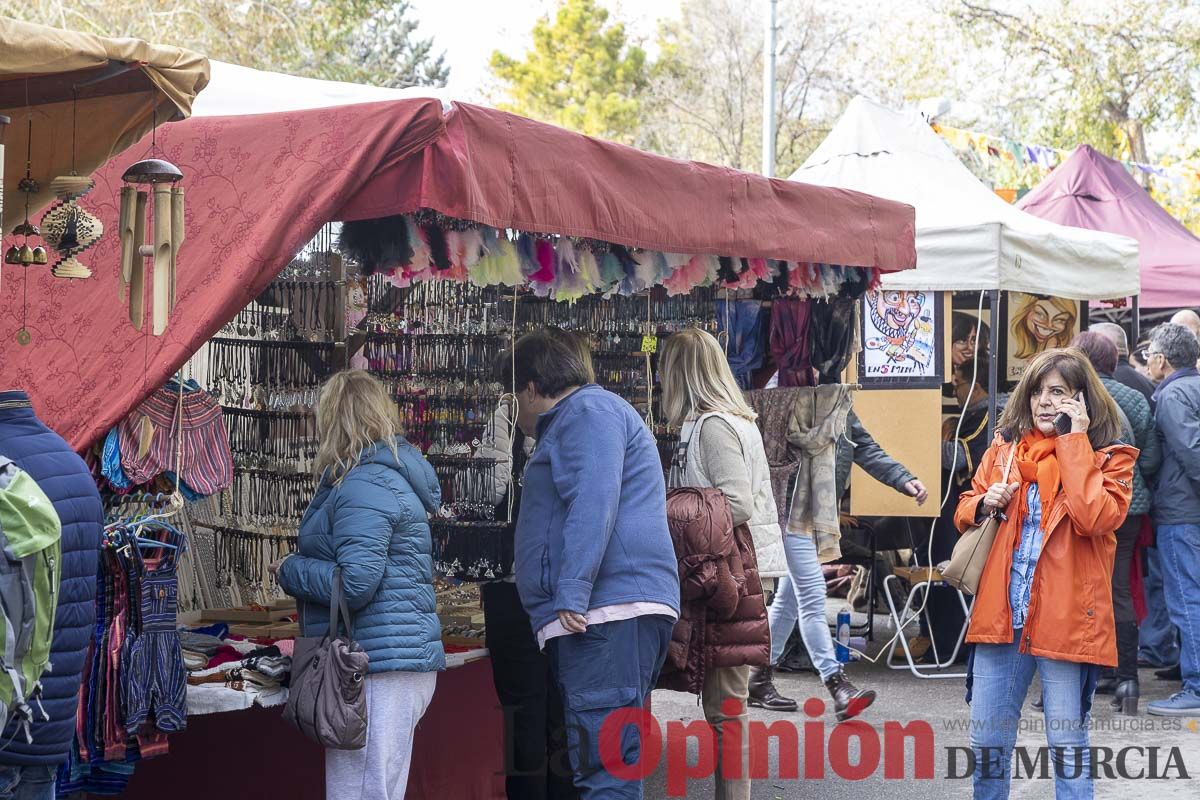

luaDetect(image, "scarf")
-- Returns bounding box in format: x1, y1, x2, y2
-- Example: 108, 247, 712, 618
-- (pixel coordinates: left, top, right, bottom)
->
1013, 429, 1062, 532
786, 384, 854, 562
770, 298, 814, 388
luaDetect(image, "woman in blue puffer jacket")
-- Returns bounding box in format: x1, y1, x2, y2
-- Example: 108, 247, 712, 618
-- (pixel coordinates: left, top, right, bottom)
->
271, 370, 445, 800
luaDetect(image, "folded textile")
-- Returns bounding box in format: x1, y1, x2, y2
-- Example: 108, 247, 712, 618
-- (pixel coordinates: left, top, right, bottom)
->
178, 632, 226, 656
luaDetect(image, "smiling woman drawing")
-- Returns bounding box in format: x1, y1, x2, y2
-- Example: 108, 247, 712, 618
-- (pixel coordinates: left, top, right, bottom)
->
1010, 295, 1078, 360
956, 347, 1136, 800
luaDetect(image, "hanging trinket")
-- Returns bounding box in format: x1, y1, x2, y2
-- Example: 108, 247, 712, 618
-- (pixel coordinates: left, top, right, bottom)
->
41, 175, 102, 279
119, 157, 185, 335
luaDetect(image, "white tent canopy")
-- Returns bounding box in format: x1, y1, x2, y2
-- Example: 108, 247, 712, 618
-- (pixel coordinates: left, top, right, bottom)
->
789, 96, 1139, 300
192, 60, 454, 117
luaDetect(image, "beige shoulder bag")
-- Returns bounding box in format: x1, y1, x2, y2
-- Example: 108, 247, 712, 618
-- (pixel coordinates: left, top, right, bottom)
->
943, 444, 1018, 596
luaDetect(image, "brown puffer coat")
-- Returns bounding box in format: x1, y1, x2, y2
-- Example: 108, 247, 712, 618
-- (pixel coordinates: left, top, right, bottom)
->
656, 487, 770, 695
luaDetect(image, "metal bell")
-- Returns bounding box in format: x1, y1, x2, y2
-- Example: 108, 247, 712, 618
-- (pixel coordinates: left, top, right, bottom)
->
4, 245, 20, 265
31, 246, 47, 265
18, 244, 34, 266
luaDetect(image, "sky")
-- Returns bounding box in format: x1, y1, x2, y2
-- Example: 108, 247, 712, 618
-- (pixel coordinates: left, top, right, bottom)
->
407, 0, 683, 100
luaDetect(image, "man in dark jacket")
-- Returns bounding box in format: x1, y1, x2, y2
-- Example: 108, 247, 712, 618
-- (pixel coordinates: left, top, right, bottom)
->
1143, 325, 1200, 716
0, 391, 101, 798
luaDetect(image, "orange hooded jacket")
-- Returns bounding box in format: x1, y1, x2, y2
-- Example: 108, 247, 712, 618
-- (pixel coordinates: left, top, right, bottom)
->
955, 431, 1137, 667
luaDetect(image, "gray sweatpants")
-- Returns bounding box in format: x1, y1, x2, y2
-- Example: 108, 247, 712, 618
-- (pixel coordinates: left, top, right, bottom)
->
326, 670, 437, 800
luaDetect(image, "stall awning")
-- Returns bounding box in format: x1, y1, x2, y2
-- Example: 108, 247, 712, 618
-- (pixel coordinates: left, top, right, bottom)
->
0, 18, 210, 227
1018, 145, 1200, 309
1, 86, 915, 450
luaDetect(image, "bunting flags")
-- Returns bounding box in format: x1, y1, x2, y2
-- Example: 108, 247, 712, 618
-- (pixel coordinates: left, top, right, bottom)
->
931, 122, 1200, 182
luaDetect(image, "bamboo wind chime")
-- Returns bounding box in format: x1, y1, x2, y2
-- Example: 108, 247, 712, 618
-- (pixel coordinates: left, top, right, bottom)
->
118, 158, 185, 335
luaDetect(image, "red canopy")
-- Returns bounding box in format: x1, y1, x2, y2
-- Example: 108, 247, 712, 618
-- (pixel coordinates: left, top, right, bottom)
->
0, 99, 915, 450
1018, 144, 1200, 309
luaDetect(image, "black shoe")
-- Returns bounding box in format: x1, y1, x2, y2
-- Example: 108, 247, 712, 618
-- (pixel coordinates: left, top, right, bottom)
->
748, 666, 798, 712
1111, 680, 1140, 715
824, 670, 876, 722
1094, 676, 1119, 695
1156, 664, 1182, 681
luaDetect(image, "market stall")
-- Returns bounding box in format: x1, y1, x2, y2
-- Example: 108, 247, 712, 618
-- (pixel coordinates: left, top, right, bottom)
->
1018, 144, 1200, 311
0, 59, 919, 797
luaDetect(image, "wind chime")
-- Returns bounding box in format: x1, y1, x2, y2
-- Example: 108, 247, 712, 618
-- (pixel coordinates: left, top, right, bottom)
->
118, 121, 185, 336
4, 117, 48, 271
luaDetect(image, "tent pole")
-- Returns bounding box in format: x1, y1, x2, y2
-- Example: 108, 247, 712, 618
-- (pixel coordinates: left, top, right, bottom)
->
762, 0, 777, 177
988, 289, 1001, 435
1131, 295, 1141, 347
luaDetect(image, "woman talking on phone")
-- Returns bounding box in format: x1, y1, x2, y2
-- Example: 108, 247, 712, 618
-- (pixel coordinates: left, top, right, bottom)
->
956, 348, 1136, 800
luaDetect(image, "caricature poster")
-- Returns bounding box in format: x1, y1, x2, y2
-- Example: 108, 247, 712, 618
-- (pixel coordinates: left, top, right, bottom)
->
1003, 293, 1082, 382
859, 289, 943, 387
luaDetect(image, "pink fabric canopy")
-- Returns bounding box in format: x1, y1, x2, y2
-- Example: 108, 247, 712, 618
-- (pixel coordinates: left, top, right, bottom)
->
0, 99, 915, 450
1018, 145, 1200, 308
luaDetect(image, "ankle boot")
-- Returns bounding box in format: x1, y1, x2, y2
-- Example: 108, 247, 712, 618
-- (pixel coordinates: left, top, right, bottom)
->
748, 665, 798, 712
824, 670, 876, 722
1094, 673, 1119, 695
1110, 680, 1140, 715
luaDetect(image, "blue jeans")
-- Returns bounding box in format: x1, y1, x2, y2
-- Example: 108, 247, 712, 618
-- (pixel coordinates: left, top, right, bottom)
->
1138, 545, 1180, 667
969, 632, 1092, 800
546, 615, 672, 799
767, 535, 840, 681
0, 766, 55, 800
1155, 524, 1200, 696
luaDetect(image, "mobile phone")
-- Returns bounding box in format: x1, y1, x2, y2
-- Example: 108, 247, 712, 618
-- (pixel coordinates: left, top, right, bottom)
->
1053, 391, 1086, 435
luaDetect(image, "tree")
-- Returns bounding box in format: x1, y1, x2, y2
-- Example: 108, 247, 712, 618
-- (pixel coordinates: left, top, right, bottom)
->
641, 0, 858, 175
4, 0, 449, 88
949, 0, 1200, 166
488, 0, 649, 143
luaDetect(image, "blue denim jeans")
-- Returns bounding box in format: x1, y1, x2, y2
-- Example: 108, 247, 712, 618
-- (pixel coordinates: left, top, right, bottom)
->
767, 534, 840, 681
0, 766, 55, 800
1138, 545, 1180, 667
1155, 524, 1200, 696
969, 632, 1092, 800
546, 614, 673, 799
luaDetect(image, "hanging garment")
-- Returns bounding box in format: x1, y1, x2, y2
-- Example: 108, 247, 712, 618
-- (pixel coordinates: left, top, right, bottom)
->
769, 298, 813, 388
117, 386, 233, 497
786, 385, 855, 563
745, 388, 809, 534
716, 300, 768, 389
808, 294, 859, 386
122, 545, 187, 735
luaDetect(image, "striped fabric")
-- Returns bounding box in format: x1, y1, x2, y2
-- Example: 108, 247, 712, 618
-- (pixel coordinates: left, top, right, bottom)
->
116, 387, 233, 497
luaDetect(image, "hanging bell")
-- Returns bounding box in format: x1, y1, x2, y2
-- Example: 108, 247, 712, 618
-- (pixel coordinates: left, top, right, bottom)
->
4, 246, 20, 265
18, 244, 34, 266
31, 246, 47, 265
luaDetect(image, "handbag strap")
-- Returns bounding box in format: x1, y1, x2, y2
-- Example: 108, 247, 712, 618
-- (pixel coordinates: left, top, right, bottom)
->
328, 567, 354, 640
1000, 440, 1018, 483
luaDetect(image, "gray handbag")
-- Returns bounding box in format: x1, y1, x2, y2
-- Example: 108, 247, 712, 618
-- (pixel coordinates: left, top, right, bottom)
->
283, 568, 370, 749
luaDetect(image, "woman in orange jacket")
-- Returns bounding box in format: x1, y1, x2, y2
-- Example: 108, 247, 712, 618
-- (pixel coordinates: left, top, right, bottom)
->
955, 348, 1136, 800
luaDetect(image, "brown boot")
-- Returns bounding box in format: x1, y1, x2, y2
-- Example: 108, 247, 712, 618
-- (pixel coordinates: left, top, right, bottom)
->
748, 665, 798, 712
824, 670, 876, 722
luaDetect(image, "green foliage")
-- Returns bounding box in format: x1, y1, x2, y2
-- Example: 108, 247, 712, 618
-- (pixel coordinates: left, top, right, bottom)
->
488, 0, 649, 143
6, 0, 448, 88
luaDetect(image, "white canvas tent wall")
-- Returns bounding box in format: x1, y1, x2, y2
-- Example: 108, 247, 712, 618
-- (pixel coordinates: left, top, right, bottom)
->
789, 96, 1139, 301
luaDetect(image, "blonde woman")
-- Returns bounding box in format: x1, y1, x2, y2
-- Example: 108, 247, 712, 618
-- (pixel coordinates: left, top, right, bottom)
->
271, 370, 445, 800
658, 328, 778, 800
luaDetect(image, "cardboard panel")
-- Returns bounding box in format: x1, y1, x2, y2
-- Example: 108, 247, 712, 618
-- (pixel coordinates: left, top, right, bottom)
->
849, 389, 942, 518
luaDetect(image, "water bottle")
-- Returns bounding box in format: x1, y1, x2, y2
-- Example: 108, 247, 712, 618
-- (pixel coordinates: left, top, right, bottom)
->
835, 606, 852, 663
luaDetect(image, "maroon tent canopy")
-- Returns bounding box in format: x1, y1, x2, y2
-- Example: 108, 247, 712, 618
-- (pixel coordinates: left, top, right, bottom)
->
1018, 144, 1200, 309
0, 99, 916, 450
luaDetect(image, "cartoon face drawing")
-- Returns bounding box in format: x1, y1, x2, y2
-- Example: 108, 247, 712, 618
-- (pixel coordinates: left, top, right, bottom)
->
870, 290, 925, 339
